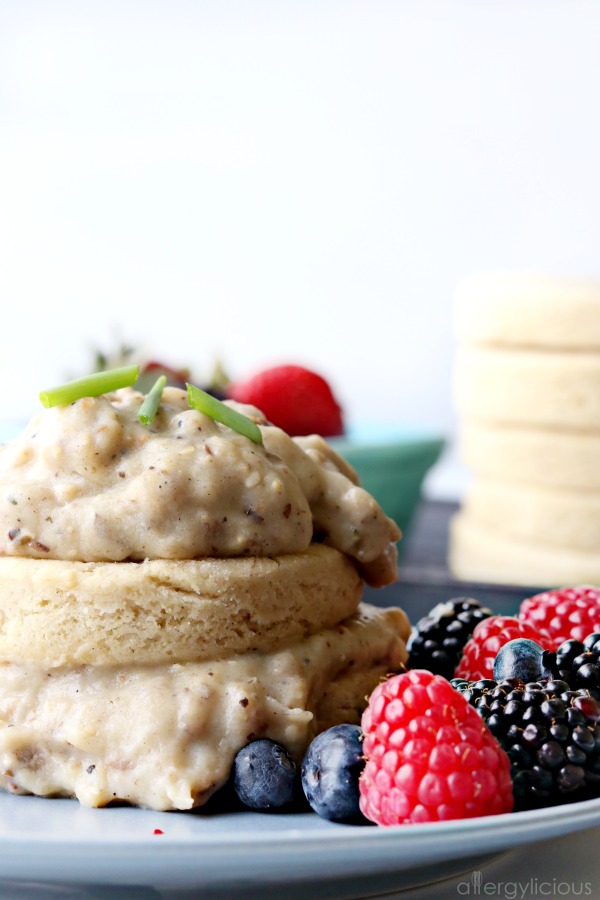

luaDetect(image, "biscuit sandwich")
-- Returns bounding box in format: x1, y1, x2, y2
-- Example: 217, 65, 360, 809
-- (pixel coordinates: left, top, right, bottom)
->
0, 369, 409, 810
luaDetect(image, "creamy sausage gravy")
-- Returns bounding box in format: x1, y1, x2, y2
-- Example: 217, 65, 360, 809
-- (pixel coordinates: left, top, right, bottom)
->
0, 387, 400, 585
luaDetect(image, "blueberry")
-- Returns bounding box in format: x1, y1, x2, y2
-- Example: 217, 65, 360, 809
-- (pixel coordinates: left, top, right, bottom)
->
232, 739, 297, 810
301, 724, 365, 822
493, 638, 553, 683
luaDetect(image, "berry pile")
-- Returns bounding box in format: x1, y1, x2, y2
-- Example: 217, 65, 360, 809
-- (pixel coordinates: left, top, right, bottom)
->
218, 582, 600, 827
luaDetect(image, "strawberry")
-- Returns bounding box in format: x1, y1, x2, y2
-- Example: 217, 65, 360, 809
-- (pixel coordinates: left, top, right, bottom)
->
227, 364, 344, 437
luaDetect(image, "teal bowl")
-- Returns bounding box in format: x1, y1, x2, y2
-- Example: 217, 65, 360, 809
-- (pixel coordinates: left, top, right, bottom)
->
331, 426, 445, 543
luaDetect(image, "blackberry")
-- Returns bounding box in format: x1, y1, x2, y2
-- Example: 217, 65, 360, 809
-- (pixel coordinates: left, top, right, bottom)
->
553, 632, 600, 700
454, 677, 600, 809
408, 597, 492, 679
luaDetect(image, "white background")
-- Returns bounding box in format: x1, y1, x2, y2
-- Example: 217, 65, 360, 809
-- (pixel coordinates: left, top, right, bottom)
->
1, 0, 599, 449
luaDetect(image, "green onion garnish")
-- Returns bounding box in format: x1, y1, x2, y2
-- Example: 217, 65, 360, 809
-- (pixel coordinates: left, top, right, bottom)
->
137, 375, 167, 425
39, 365, 140, 408
186, 382, 263, 445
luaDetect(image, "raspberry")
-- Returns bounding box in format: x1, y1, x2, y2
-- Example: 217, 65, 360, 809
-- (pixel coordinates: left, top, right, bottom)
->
227, 364, 344, 437
359, 670, 513, 825
455, 616, 551, 683
519, 586, 600, 650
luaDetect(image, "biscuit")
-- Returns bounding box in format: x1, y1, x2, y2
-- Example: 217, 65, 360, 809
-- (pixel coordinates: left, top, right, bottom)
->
454, 346, 600, 429
460, 477, 600, 552
455, 272, 600, 350
0, 544, 364, 667
0, 603, 410, 810
459, 421, 600, 491
449, 511, 600, 587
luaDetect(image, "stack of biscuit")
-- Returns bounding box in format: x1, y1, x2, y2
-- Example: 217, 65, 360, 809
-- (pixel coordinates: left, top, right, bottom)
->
448, 271, 600, 587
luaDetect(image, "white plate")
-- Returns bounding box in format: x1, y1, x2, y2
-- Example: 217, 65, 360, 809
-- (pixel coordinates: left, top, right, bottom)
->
2, 794, 600, 899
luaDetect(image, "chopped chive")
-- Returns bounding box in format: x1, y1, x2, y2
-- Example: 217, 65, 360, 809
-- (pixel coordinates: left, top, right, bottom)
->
39, 365, 140, 408
186, 383, 263, 445
137, 375, 167, 425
